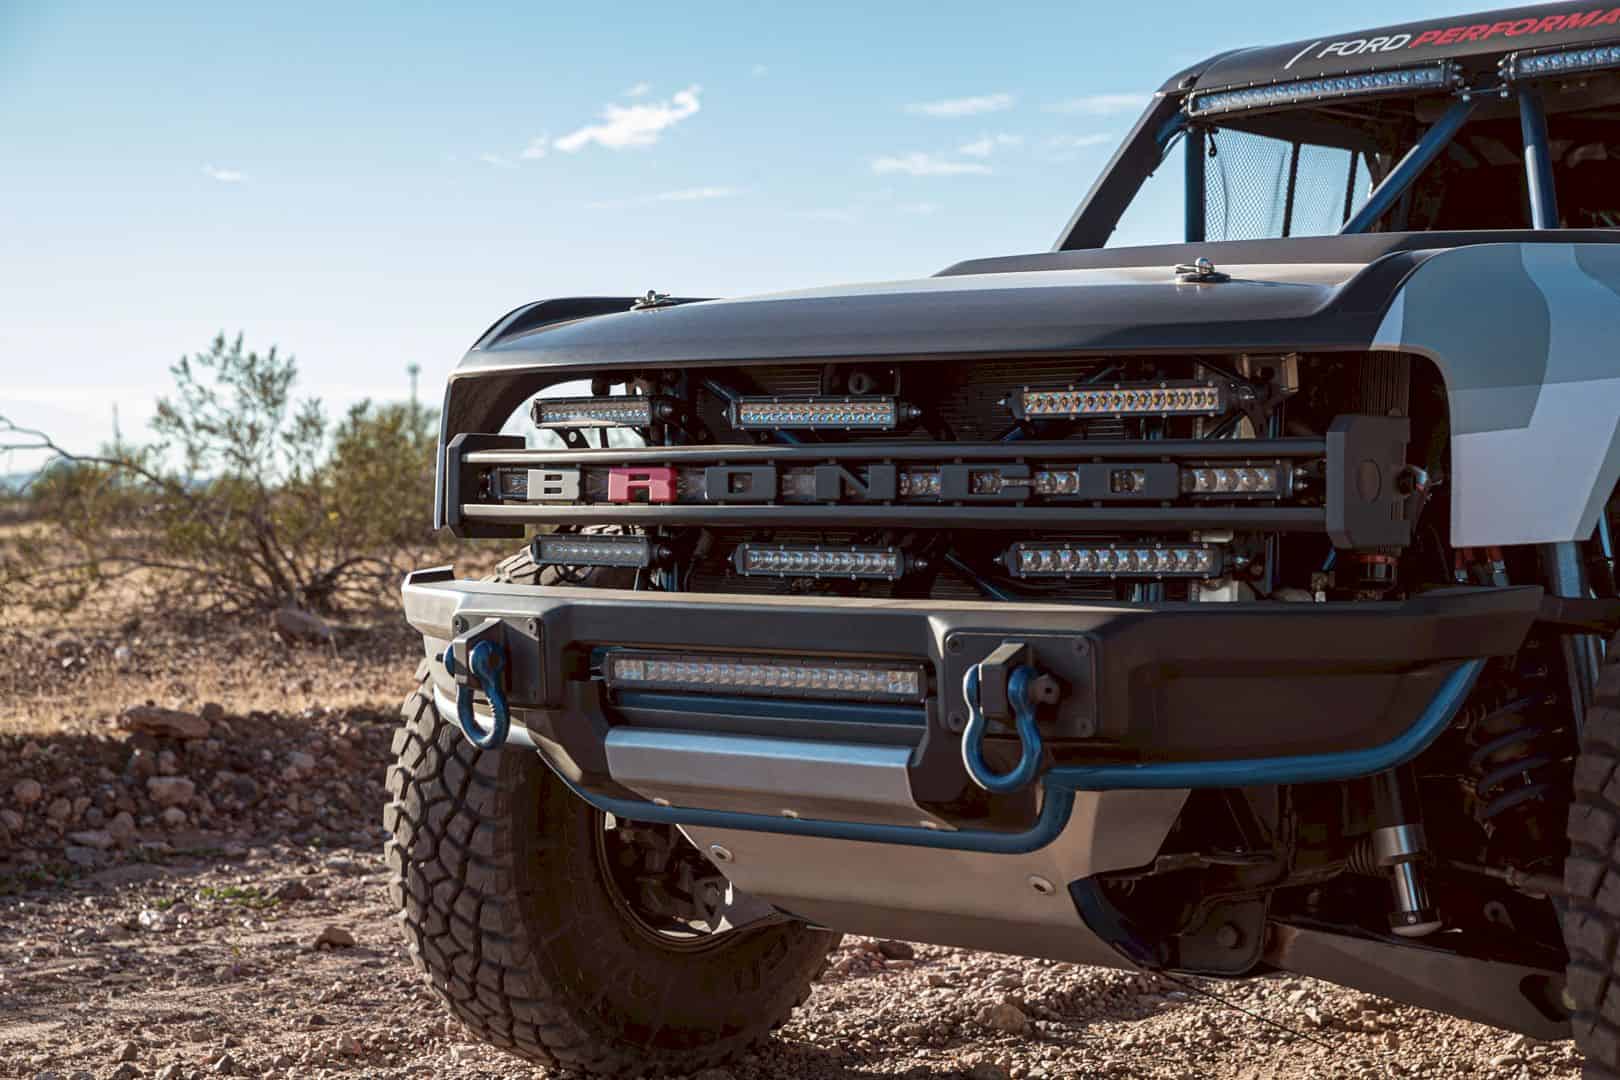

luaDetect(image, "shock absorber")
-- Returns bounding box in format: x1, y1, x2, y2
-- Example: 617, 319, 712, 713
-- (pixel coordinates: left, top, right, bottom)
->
1370, 767, 1442, 937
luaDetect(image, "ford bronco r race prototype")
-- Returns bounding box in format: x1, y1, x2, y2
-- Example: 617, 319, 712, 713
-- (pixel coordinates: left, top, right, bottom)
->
389, 4, 1620, 1074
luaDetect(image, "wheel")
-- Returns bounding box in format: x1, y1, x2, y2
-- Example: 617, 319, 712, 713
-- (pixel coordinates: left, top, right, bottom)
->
1565, 629, 1620, 1078
385, 553, 838, 1075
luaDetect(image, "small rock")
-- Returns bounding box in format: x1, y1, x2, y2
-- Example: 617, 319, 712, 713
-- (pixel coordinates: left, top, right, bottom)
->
1489, 1056, 1522, 1069
63, 845, 102, 868
272, 879, 314, 901
269, 1054, 292, 1069
137, 908, 175, 931
146, 776, 196, 807
335, 1033, 362, 1056
113, 644, 134, 669
876, 939, 916, 961
12, 778, 43, 807
691, 1070, 735, 1080
967, 1064, 1012, 1080
283, 751, 317, 779
975, 1001, 1031, 1036
68, 829, 114, 851
212, 1052, 237, 1074
119, 705, 209, 741
272, 607, 334, 645
108, 811, 137, 841
154, 1066, 182, 1080
926, 973, 950, 987
311, 925, 356, 949
108, 1065, 141, 1080
116, 1041, 141, 1062
200, 702, 225, 725
125, 747, 159, 780
159, 807, 187, 829
0, 808, 22, 832
156, 750, 178, 776
1304, 1005, 1326, 1027
1382, 1031, 1401, 1051
45, 798, 72, 824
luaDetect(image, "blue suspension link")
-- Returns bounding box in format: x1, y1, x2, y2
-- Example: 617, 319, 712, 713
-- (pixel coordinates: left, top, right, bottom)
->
446, 640, 511, 750
961, 663, 1045, 793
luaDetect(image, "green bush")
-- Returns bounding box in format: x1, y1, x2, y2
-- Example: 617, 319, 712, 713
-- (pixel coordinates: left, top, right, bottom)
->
1, 332, 437, 614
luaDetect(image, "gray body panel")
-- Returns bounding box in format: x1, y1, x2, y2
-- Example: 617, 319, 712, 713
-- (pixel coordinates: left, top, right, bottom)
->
1373, 242, 1620, 547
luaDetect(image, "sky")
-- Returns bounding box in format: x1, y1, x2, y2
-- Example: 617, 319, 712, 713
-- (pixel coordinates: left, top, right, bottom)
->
1, 0, 1478, 465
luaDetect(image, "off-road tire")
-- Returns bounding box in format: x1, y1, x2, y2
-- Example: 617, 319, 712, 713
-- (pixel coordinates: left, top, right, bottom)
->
1565, 629, 1620, 1078
384, 551, 837, 1076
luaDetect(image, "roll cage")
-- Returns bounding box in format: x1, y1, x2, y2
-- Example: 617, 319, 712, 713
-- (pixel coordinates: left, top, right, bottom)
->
1056, 25, 1620, 249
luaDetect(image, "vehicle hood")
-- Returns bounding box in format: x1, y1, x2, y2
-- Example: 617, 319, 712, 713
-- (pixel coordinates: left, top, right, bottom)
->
458, 231, 1620, 380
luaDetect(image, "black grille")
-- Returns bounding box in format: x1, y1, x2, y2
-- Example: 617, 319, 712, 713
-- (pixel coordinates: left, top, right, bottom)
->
699, 357, 1158, 443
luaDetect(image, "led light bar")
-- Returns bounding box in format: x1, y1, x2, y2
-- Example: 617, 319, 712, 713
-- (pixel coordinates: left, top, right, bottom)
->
900, 471, 942, 496
1004, 542, 1221, 579
1504, 42, 1620, 80
732, 396, 904, 430
606, 650, 926, 703
735, 543, 904, 580
1013, 382, 1226, 420
1187, 62, 1454, 117
1181, 464, 1285, 497
533, 396, 661, 428
533, 533, 652, 569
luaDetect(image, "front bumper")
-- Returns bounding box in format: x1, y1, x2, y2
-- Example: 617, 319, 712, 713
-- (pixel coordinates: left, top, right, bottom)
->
403, 568, 1538, 850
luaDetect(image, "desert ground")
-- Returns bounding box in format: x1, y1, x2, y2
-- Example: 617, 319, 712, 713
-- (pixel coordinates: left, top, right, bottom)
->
0, 578, 1588, 1080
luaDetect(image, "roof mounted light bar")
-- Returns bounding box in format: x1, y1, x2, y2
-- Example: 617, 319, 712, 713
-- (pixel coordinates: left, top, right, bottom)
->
1186, 62, 1457, 118
1503, 41, 1620, 81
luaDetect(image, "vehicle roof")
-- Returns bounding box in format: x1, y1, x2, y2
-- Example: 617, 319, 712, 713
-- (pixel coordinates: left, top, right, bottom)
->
1162, 2, 1620, 93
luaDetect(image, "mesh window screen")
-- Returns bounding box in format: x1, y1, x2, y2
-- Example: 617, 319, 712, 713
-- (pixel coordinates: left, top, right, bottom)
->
1204, 128, 1371, 240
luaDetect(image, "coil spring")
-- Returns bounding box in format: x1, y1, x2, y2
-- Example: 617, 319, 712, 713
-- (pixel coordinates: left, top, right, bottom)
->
1462, 644, 1564, 828
1346, 836, 1382, 877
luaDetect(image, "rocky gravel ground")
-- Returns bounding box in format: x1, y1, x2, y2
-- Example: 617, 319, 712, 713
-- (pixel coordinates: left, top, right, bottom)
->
0, 618, 1592, 1079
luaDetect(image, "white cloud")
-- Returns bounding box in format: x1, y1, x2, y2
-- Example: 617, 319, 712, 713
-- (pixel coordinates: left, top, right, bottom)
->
202, 164, 245, 183
899, 201, 942, 215
519, 136, 549, 161
1040, 133, 1113, 161
904, 93, 1013, 118
652, 186, 740, 202
623, 82, 651, 97
586, 185, 743, 209
958, 133, 1022, 158
871, 152, 992, 177
751, 64, 769, 77
477, 152, 516, 168
555, 85, 702, 152
800, 208, 858, 223
1042, 93, 1145, 115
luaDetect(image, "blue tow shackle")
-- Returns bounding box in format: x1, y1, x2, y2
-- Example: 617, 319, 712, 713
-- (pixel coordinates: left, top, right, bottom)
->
961, 663, 1045, 794
445, 640, 511, 750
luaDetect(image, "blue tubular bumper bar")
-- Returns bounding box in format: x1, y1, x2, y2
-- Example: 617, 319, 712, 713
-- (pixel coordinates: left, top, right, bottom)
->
1049, 658, 1486, 790
538, 658, 1488, 854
